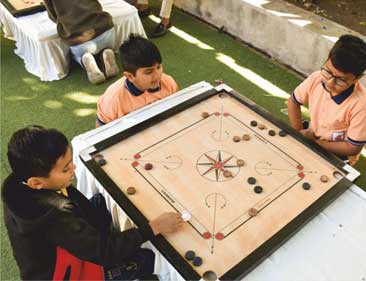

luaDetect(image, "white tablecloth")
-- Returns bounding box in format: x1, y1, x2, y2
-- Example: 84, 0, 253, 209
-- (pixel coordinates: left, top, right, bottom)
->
72, 82, 366, 281
0, 0, 146, 81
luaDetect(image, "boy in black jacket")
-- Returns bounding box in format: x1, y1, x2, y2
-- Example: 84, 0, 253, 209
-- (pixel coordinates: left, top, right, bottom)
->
2, 125, 183, 280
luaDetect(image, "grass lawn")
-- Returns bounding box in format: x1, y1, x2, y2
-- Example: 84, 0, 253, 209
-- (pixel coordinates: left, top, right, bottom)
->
1, 1, 365, 279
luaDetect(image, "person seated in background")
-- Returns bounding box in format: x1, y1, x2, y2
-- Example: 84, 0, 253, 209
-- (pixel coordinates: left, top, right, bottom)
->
2, 125, 183, 280
43, 0, 119, 84
136, 0, 174, 37
287, 34, 366, 165
96, 34, 178, 127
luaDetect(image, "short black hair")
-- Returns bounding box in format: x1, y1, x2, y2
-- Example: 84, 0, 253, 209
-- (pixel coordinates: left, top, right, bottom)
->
7, 125, 69, 181
119, 34, 162, 75
328, 34, 366, 77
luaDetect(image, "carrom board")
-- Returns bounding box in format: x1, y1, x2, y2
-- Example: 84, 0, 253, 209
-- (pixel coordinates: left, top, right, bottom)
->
1, 0, 44, 17
80, 85, 359, 280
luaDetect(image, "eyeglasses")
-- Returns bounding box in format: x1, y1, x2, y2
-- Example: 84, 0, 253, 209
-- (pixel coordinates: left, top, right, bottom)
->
320, 67, 349, 87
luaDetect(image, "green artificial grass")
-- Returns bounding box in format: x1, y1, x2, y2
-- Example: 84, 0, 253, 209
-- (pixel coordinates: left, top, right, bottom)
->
1, 1, 365, 279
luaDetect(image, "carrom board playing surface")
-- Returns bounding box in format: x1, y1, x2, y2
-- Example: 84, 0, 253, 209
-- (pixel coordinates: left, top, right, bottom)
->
1, 0, 44, 17
81, 86, 359, 280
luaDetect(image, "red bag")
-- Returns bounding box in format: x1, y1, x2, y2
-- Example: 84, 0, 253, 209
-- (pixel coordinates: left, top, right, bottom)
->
53, 247, 104, 280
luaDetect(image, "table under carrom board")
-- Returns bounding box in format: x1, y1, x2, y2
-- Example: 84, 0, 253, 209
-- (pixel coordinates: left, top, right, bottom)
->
1, 0, 44, 17
80, 85, 359, 280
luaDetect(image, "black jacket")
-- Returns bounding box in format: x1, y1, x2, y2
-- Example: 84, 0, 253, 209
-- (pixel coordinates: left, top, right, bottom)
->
2, 174, 154, 280
43, 0, 114, 45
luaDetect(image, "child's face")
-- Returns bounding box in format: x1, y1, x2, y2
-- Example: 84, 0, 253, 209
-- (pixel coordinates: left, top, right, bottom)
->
321, 59, 358, 95
39, 147, 75, 190
126, 63, 163, 91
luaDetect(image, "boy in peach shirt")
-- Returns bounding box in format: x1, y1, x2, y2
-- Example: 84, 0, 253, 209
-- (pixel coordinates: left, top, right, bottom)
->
97, 35, 178, 126
288, 35, 366, 165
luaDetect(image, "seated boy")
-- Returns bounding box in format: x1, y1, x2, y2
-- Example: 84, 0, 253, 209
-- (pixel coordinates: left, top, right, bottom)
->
2, 125, 183, 280
96, 35, 178, 127
288, 34, 366, 165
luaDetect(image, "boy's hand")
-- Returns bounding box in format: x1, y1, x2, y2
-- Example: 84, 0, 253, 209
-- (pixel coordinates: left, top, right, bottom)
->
300, 128, 316, 140
150, 212, 184, 235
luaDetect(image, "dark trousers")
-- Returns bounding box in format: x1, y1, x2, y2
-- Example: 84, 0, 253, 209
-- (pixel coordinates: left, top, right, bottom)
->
104, 249, 155, 281
89, 194, 155, 281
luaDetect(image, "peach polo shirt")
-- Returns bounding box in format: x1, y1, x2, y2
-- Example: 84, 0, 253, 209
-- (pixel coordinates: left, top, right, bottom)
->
292, 71, 366, 163
97, 73, 178, 125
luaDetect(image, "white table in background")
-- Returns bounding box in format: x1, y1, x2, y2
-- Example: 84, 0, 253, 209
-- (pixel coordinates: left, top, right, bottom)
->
0, 0, 146, 81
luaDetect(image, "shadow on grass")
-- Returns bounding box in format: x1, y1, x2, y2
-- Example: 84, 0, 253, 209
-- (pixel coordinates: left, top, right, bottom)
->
145, 2, 365, 188
0, 2, 364, 279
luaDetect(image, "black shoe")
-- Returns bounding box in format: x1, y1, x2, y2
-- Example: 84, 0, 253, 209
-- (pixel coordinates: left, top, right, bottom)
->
151, 22, 172, 38
138, 8, 151, 18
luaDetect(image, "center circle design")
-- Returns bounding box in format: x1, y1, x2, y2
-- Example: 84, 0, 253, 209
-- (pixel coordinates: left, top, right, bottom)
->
196, 150, 240, 182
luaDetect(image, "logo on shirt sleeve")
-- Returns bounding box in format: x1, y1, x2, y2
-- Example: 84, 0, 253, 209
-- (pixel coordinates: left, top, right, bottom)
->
331, 130, 346, 141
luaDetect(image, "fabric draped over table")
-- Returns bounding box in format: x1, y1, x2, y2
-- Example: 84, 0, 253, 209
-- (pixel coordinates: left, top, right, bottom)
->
0, 0, 146, 81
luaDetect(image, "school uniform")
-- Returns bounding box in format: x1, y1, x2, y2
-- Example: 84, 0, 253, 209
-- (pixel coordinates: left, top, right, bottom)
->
292, 71, 366, 164
97, 73, 178, 125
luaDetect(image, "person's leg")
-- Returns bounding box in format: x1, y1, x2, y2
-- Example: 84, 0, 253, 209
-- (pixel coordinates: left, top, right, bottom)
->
70, 39, 105, 84
70, 29, 114, 66
137, 0, 148, 5
69, 43, 95, 67
159, 0, 173, 21
104, 248, 155, 281
152, 0, 173, 37
89, 193, 113, 230
91, 29, 119, 79
95, 49, 119, 80
137, 0, 150, 16
69, 28, 117, 83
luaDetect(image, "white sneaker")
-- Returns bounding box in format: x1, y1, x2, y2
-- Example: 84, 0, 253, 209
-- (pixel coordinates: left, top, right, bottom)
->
81, 53, 106, 84
102, 49, 119, 78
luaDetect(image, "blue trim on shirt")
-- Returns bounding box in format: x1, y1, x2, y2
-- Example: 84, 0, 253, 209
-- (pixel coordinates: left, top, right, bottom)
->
347, 136, 366, 146
321, 82, 355, 105
125, 79, 144, 96
125, 79, 161, 96
291, 92, 302, 106
337, 154, 348, 161
96, 116, 106, 126
147, 85, 161, 93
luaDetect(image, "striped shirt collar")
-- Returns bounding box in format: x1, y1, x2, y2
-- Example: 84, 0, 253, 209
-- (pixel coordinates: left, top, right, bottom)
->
321, 82, 355, 105
125, 79, 161, 96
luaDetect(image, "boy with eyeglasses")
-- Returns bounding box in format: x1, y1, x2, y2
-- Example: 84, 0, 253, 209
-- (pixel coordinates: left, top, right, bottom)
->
288, 34, 366, 165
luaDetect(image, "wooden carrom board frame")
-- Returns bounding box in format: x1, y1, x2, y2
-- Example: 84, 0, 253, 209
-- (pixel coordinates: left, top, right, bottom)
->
80, 85, 359, 280
1, 0, 45, 17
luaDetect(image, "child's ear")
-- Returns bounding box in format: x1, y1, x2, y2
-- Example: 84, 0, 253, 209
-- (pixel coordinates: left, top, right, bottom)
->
26, 177, 45, 190
352, 72, 364, 82
123, 71, 134, 81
